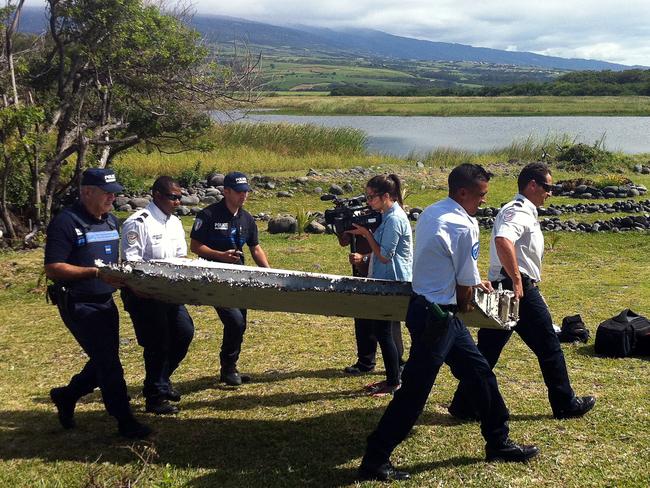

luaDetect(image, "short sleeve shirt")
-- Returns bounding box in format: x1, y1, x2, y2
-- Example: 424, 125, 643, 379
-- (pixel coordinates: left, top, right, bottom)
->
44, 202, 120, 295
488, 194, 544, 282
121, 201, 187, 262
411, 197, 482, 305
190, 200, 258, 265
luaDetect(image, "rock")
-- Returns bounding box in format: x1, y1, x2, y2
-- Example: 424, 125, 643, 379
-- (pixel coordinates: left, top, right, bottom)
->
628, 188, 640, 197
307, 168, 321, 177
190, 207, 201, 215
576, 185, 588, 193
642, 167, 650, 175
114, 196, 130, 207
128, 197, 149, 209
201, 196, 219, 205
329, 184, 344, 195
206, 172, 225, 187
205, 187, 221, 197
410, 212, 420, 221
277, 191, 292, 198
295, 176, 309, 185
581, 193, 592, 199
175, 206, 191, 216
313, 187, 323, 194
416, 161, 425, 168
181, 195, 200, 206
265, 181, 276, 190
305, 221, 327, 234
342, 182, 354, 192
117, 204, 132, 212
633, 164, 643, 173
268, 215, 297, 234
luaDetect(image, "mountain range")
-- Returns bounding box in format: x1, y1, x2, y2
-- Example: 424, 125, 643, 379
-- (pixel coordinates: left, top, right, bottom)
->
18, 8, 634, 72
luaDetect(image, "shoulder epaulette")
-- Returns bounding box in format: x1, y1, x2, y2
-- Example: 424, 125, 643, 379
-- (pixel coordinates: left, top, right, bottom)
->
135, 211, 150, 223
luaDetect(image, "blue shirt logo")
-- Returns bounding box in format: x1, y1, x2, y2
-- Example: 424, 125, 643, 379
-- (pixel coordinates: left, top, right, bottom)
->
104, 244, 112, 255
471, 242, 480, 260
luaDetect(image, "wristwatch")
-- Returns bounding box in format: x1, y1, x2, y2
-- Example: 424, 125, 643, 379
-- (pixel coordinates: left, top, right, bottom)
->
362, 255, 369, 263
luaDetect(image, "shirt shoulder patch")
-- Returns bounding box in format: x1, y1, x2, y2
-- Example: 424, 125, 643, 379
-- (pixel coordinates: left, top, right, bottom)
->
126, 230, 139, 245
193, 218, 203, 231
503, 209, 516, 222
471, 242, 480, 260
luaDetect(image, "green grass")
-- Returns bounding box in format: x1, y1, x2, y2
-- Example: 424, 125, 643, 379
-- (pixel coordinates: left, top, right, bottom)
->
256, 95, 650, 116
1, 169, 650, 487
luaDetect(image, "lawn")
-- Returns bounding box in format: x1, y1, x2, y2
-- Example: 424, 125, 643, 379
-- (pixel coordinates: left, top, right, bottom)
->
1, 168, 649, 487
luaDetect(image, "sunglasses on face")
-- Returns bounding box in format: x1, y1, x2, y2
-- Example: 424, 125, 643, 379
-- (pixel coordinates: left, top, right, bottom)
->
164, 193, 182, 201
535, 180, 554, 193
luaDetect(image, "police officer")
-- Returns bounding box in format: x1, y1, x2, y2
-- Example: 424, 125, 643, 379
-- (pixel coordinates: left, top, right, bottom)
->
449, 162, 596, 420
358, 164, 539, 482
190, 172, 270, 386
337, 233, 405, 376
121, 176, 195, 415
45, 168, 151, 439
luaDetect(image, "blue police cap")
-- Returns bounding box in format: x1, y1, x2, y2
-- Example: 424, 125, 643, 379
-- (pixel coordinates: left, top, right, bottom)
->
81, 168, 124, 193
224, 171, 250, 192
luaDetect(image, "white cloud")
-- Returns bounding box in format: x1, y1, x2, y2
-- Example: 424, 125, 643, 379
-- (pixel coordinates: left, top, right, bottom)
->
191, 0, 650, 66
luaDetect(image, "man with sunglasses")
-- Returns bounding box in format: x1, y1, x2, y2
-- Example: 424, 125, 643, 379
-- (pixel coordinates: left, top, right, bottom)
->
121, 176, 195, 415
449, 162, 595, 421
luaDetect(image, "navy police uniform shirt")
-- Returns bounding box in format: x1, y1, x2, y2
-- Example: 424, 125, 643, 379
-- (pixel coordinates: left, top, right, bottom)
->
190, 200, 259, 265
45, 202, 120, 295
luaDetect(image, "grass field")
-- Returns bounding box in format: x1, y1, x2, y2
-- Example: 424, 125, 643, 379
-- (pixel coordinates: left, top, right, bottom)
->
1, 164, 649, 487
256, 95, 650, 116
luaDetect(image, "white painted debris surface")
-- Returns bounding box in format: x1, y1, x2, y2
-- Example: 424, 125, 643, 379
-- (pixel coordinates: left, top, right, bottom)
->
98, 258, 513, 328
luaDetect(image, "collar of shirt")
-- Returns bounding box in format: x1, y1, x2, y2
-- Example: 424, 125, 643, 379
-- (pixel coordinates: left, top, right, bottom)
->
514, 193, 539, 219
442, 197, 478, 225
146, 201, 173, 224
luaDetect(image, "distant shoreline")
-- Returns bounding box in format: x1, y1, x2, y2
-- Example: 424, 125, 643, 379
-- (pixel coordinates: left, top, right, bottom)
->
255, 95, 650, 117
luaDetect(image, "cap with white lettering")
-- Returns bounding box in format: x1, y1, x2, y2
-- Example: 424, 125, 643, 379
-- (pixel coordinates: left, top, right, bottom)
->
81, 168, 124, 193
224, 171, 250, 192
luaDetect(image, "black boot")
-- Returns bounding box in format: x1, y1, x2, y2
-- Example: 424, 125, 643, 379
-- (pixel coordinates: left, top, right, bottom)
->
145, 396, 179, 415
358, 461, 410, 481
50, 387, 76, 430
117, 416, 153, 439
554, 396, 596, 420
486, 439, 540, 462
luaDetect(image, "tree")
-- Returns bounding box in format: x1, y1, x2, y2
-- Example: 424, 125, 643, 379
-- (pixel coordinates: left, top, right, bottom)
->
0, 0, 260, 242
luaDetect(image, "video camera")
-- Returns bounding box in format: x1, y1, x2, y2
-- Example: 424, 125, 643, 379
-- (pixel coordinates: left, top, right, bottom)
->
321, 194, 382, 235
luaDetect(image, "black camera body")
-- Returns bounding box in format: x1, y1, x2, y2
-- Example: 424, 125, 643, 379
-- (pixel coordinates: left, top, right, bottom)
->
322, 194, 382, 235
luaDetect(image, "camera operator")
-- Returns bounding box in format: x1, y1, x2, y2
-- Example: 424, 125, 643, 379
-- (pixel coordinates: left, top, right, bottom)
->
346, 174, 412, 396
338, 232, 405, 377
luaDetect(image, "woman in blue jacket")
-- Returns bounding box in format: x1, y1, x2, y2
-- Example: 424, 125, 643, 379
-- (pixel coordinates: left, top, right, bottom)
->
347, 174, 413, 396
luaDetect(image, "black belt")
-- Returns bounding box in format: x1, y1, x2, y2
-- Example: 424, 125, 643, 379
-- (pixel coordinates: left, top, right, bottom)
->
411, 294, 459, 314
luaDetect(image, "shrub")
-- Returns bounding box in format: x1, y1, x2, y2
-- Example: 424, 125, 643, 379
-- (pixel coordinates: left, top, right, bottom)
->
113, 165, 147, 194
555, 141, 614, 171
178, 161, 203, 188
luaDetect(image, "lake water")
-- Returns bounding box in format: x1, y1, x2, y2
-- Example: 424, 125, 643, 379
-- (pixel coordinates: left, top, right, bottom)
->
219, 112, 650, 156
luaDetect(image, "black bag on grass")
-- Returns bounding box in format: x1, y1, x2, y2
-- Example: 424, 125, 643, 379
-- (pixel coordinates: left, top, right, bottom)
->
594, 309, 650, 357
558, 314, 590, 343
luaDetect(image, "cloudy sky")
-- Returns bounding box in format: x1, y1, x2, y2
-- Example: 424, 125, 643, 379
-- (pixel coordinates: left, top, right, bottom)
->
192, 0, 650, 66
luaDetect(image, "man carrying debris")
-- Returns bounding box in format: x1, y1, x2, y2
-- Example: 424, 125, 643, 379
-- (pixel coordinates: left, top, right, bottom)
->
358, 163, 539, 482
45, 168, 151, 439
121, 176, 195, 415
448, 162, 595, 420
190, 172, 270, 386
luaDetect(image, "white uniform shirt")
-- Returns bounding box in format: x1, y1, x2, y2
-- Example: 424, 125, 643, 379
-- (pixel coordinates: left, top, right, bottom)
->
488, 194, 544, 282
412, 197, 482, 305
121, 201, 187, 261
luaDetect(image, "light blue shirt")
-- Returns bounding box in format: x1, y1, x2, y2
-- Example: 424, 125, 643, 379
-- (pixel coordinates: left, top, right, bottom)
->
369, 203, 413, 282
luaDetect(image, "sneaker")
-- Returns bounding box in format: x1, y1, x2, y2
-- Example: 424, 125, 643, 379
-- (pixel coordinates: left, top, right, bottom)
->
145, 397, 179, 415
343, 363, 375, 375
358, 461, 410, 481
50, 387, 76, 429
554, 396, 596, 420
485, 439, 539, 463
118, 418, 153, 439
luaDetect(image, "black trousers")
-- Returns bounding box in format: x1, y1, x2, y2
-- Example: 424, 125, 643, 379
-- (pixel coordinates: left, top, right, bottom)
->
363, 297, 510, 466
450, 282, 575, 417
57, 293, 132, 420
355, 319, 405, 369
122, 290, 195, 399
369, 320, 401, 386
215, 307, 247, 371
